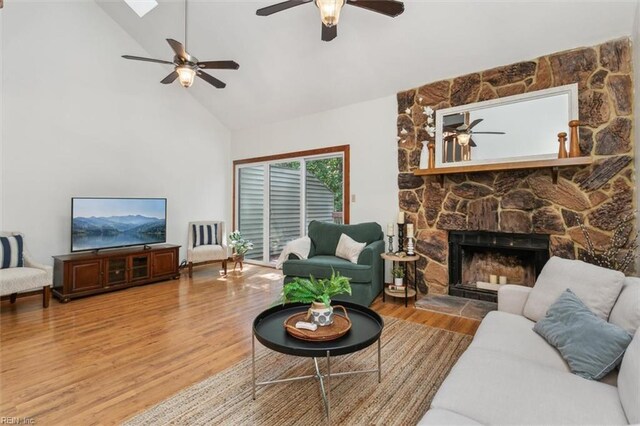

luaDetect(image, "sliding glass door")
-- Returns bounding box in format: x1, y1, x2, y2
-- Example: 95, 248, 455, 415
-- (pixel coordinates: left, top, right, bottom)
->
305, 156, 343, 226
237, 166, 265, 261
269, 162, 302, 263
234, 147, 348, 266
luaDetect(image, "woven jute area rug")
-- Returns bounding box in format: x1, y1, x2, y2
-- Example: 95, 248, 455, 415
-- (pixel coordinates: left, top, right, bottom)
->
125, 318, 471, 426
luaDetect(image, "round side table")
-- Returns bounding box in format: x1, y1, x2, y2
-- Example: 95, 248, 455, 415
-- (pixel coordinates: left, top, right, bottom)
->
380, 253, 420, 307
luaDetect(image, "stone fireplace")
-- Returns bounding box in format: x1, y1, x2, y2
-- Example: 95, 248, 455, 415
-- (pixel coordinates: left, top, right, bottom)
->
448, 231, 550, 302
396, 38, 636, 295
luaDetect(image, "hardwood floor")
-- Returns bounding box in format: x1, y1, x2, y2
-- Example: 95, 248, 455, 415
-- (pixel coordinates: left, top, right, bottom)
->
0, 265, 479, 425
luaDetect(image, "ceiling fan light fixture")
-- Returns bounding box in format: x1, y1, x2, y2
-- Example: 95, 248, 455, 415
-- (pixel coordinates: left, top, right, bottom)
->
316, 0, 344, 27
176, 65, 196, 88
457, 133, 471, 146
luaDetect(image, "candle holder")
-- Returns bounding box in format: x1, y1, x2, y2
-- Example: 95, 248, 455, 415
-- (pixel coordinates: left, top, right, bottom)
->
406, 236, 415, 255
397, 223, 405, 254
387, 235, 394, 254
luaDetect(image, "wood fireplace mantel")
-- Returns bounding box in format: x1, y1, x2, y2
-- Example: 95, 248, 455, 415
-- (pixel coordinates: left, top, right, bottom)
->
413, 156, 593, 185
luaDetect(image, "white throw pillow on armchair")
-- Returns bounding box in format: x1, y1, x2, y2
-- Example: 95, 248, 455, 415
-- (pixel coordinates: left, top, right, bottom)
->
335, 233, 366, 264
523, 256, 625, 322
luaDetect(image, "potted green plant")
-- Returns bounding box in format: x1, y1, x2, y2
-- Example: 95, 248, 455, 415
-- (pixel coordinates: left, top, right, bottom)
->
392, 266, 405, 287
228, 230, 253, 259
280, 270, 351, 326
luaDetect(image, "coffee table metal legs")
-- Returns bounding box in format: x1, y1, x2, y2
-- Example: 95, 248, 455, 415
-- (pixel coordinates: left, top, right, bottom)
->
378, 338, 381, 383
252, 334, 382, 422
252, 333, 256, 400
326, 350, 331, 419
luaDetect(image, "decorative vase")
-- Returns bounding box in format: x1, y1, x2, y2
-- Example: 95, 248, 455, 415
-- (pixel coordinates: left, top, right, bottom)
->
394, 277, 404, 287
419, 141, 429, 169
232, 253, 245, 272
307, 301, 333, 326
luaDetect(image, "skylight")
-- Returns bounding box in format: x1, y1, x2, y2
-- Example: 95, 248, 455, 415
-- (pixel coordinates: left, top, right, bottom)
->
124, 0, 158, 18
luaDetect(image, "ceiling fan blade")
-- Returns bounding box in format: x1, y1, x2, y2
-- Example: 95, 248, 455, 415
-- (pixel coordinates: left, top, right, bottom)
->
346, 0, 405, 17
444, 135, 456, 142
256, 0, 313, 16
122, 55, 174, 65
197, 70, 226, 88
166, 38, 187, 60
472, 131, 506, 135
321, 23, 337, 42
161, 71, 179, 84
470, 138, 477, 147
197, 60, 240, 70
456, 124, 469, 131
467, 118, 484, 130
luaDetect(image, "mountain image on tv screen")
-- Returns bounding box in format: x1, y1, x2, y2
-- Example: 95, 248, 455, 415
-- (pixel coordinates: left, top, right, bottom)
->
72, 198, 166, 251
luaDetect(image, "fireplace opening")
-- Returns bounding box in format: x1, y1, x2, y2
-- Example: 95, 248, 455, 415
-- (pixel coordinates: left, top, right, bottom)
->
462, 248, 538, 288
449, 231, 550, 302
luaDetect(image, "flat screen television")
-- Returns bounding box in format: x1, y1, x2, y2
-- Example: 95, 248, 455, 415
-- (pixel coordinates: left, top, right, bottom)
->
71, 197, 167, 252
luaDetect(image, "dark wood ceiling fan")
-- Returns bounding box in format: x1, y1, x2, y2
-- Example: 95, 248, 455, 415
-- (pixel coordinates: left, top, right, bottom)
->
256, 0, 405, 42
122, 0, 239, 89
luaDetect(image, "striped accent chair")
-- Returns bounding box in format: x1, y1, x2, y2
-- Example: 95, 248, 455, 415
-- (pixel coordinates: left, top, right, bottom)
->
187, 221, 229, 277
0, 231, 51, 308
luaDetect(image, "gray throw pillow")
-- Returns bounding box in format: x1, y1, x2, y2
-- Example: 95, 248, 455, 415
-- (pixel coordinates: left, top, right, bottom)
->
533, 289, 633, 380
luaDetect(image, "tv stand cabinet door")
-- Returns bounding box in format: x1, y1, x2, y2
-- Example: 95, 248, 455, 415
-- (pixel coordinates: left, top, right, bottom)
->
151, 249, 178, 278
129, 254, 151, 283
105, 257, 128, 287
69, 259, 103, 293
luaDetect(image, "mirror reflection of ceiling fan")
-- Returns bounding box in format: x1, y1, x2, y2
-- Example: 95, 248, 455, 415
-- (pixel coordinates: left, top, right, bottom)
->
443, 118, 506, 148
442, 115, 506, 163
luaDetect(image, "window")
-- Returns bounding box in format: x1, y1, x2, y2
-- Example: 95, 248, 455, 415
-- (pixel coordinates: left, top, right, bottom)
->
234, 146, 349, 265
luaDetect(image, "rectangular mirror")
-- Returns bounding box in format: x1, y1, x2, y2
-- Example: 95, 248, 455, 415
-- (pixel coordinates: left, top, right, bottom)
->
435, 84, 578, 168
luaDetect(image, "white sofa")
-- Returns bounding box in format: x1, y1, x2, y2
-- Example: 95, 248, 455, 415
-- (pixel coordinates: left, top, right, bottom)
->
420, 258, 640, 425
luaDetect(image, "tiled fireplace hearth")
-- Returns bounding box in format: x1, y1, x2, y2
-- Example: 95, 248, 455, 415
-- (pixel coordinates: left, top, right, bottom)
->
448, 231, 550, 302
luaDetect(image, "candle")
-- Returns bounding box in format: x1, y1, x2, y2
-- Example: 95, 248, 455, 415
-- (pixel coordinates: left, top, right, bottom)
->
499, 276, 508, 285
406, 224, 414, 238
489, 274, 498, 284
387, 223, 394, 236
398, 212, 405, 224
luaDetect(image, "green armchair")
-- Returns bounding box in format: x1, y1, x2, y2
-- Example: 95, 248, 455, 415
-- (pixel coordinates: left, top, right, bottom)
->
282, 221, 385, 306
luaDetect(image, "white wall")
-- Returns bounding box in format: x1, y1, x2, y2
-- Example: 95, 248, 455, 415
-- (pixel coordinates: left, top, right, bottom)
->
1, 1, 231, 263
634, 0, 640, 273
231, 95, 398, 238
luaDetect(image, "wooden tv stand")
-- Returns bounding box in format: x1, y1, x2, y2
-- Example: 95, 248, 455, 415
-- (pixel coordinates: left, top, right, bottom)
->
52, 244, 180, 303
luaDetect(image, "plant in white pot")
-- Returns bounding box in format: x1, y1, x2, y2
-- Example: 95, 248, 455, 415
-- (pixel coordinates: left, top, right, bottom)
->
392, 266, 405, 287
280, 271, 351, 326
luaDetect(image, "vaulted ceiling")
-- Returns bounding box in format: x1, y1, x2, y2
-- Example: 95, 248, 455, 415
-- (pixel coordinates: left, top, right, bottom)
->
98, 0, 638, 130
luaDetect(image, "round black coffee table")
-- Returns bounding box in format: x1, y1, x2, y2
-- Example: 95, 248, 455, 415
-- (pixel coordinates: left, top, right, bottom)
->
252, 301, 384, 421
